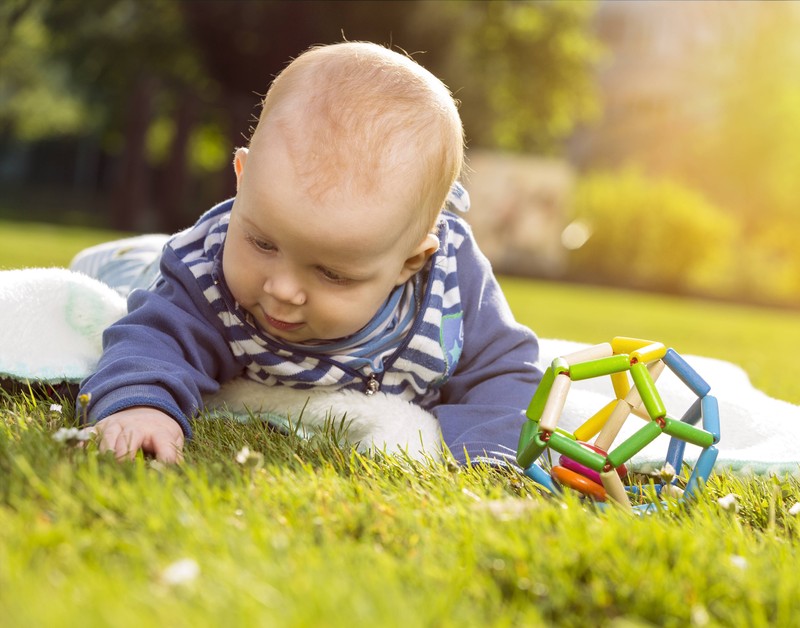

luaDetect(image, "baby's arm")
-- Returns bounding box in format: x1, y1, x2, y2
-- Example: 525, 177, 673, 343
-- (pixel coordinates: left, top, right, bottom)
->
79, 254, 245, 458
93, 407, 185, 463
433, 223, 542, 466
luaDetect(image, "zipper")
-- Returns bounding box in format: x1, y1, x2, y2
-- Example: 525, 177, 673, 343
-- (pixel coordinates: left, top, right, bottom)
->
365, 374, 380, 395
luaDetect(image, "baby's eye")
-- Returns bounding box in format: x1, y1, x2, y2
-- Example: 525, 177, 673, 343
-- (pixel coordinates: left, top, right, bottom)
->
248, 235, 276, 252
318, 267, 350, 285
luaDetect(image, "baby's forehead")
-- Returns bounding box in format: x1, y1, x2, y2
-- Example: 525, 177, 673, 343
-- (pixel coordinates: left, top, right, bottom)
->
246, 127, 422, 220
256, 110, 425, 203
248, 42, 458, 234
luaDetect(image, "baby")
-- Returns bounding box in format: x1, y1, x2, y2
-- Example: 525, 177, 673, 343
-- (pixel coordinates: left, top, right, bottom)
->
74, 42, 541, 465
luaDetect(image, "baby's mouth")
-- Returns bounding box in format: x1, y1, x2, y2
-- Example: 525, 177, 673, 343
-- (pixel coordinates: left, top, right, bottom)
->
264, 313, 304, 332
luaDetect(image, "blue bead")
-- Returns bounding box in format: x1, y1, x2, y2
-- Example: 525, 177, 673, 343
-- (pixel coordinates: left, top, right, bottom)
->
701, 395, 721, 444
663, 348, 711, 397
523, 463, 560, 494
665, 437, 687, 476
684, 446, 719, 498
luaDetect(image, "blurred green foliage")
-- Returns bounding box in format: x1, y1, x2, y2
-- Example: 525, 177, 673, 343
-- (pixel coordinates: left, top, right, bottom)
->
583, 4, 800, 307
453, 1, 602, 154
569, 169, 739, 298
0, 1, 86, 139
681, 6, 800, 227
736, 217, 800, 308
690, 11, 800, 306
4, 1, 798, 309
569, 167, 800, 308
0, 0, 202, 142
0, 1, 601, 155
0, 0, 602, 232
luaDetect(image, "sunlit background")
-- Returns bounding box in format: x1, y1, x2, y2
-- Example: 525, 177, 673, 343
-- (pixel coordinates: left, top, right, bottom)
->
2, 0, 800, 308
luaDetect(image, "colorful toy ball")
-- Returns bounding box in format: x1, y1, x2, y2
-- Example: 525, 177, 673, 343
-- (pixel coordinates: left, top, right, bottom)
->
517, 337, 720, 513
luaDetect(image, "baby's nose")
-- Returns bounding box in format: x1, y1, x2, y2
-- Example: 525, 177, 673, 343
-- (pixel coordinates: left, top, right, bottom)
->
262, 273, 306, 306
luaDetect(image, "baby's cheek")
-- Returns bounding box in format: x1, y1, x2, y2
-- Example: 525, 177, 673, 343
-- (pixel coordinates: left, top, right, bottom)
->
325, 306, 371, 338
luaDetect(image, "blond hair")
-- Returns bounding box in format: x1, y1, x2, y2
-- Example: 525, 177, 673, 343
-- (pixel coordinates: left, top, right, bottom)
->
250, 41, 464, 243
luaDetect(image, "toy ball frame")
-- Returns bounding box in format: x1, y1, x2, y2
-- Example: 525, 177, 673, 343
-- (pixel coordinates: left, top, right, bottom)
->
517, 337, 721, 513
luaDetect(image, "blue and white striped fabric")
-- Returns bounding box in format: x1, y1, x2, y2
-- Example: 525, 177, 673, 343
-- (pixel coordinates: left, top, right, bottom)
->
167, 184, 471, 408
295, 278, 419, 373
69, 233, 169, 296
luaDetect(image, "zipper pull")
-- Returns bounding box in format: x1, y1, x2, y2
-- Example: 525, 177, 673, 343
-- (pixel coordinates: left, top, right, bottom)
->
365, 374, 380, 395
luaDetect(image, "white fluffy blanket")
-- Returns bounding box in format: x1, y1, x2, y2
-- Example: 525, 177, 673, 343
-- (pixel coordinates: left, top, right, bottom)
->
2, 267, 798, 475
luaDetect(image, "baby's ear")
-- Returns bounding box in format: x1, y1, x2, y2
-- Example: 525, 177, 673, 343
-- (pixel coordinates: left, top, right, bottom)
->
233, 147, 249, 189
396, 233, 440, 285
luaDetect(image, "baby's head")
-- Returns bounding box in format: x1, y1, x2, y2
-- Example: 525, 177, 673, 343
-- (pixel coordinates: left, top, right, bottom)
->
223, 42, 464, 342
254, 41, 463, 243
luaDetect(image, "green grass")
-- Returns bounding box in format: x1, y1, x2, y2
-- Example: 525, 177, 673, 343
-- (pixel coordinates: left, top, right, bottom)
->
0, 219, 132, 269
502, 277, 800, 405
3, 398, 800, 626
2, 221, 800, 626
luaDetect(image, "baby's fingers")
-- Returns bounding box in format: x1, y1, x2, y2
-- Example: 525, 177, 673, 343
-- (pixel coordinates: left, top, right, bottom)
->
94, 422, 123, 457
93, 422, 141, 460
148, 433, 185, 465
91, 409, 184, 463
113, 429, 144, 461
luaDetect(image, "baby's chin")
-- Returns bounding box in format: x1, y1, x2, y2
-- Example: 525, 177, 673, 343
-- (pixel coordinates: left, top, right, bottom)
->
261, 322, 361, 346
248, 308, 369, 345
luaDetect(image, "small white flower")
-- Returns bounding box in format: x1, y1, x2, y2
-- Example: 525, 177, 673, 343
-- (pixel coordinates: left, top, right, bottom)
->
717, 493, 740, 513
729, 555, 747, 570
160, 558, 200, 585
788, 502, 800, 516
52, 427, 92, 447
235, 446, 264, 469
654, 462, 677, 484
49, 404, 63, 414
235, 446, 251, 464
461, 488, 481, 502
691, 604, 710, 626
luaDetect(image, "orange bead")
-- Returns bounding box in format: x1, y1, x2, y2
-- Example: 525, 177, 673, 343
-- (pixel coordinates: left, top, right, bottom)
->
551, 465, 607, 501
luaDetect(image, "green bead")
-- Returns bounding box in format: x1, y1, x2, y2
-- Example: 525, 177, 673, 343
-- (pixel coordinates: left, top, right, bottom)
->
569, 354, 631, 381
516, 429, 546, 468
548, 432, 606, 472
629, 361, 666, 419
662, 417, 714, 448
607, 421, 662, 468
517, 419, 540, 460
526, 367, 554, 421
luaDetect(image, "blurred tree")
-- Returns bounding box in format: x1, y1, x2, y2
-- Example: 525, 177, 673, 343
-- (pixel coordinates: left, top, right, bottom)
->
39, 0, 211, 231
179, 0, 455, 191
440, 0, 602, 154
683, 5, 800, 227
0, 1, 88, 140
2, 0, 601, 230
180, 0, 602, 157
0, 0, 211, 230
570, 168, 738, 297
567, 2, 800, 306
673, 4, 800, 306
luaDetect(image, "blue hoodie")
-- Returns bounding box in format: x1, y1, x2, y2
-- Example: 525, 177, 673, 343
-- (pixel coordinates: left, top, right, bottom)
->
79, 199, 541, 465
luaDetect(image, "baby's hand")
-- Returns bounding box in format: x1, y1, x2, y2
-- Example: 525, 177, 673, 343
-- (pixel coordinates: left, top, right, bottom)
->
93, 407, 185, 464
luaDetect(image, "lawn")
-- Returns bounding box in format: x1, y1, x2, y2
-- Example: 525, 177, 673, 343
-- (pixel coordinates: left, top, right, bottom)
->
502, 277, 800, 405
0, 219, 132, 270
2, 221, 800, 626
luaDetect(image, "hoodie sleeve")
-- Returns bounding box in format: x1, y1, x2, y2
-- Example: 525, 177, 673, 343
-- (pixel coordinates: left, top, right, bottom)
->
431, 223, 542, 467
77, 248, 243, 438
